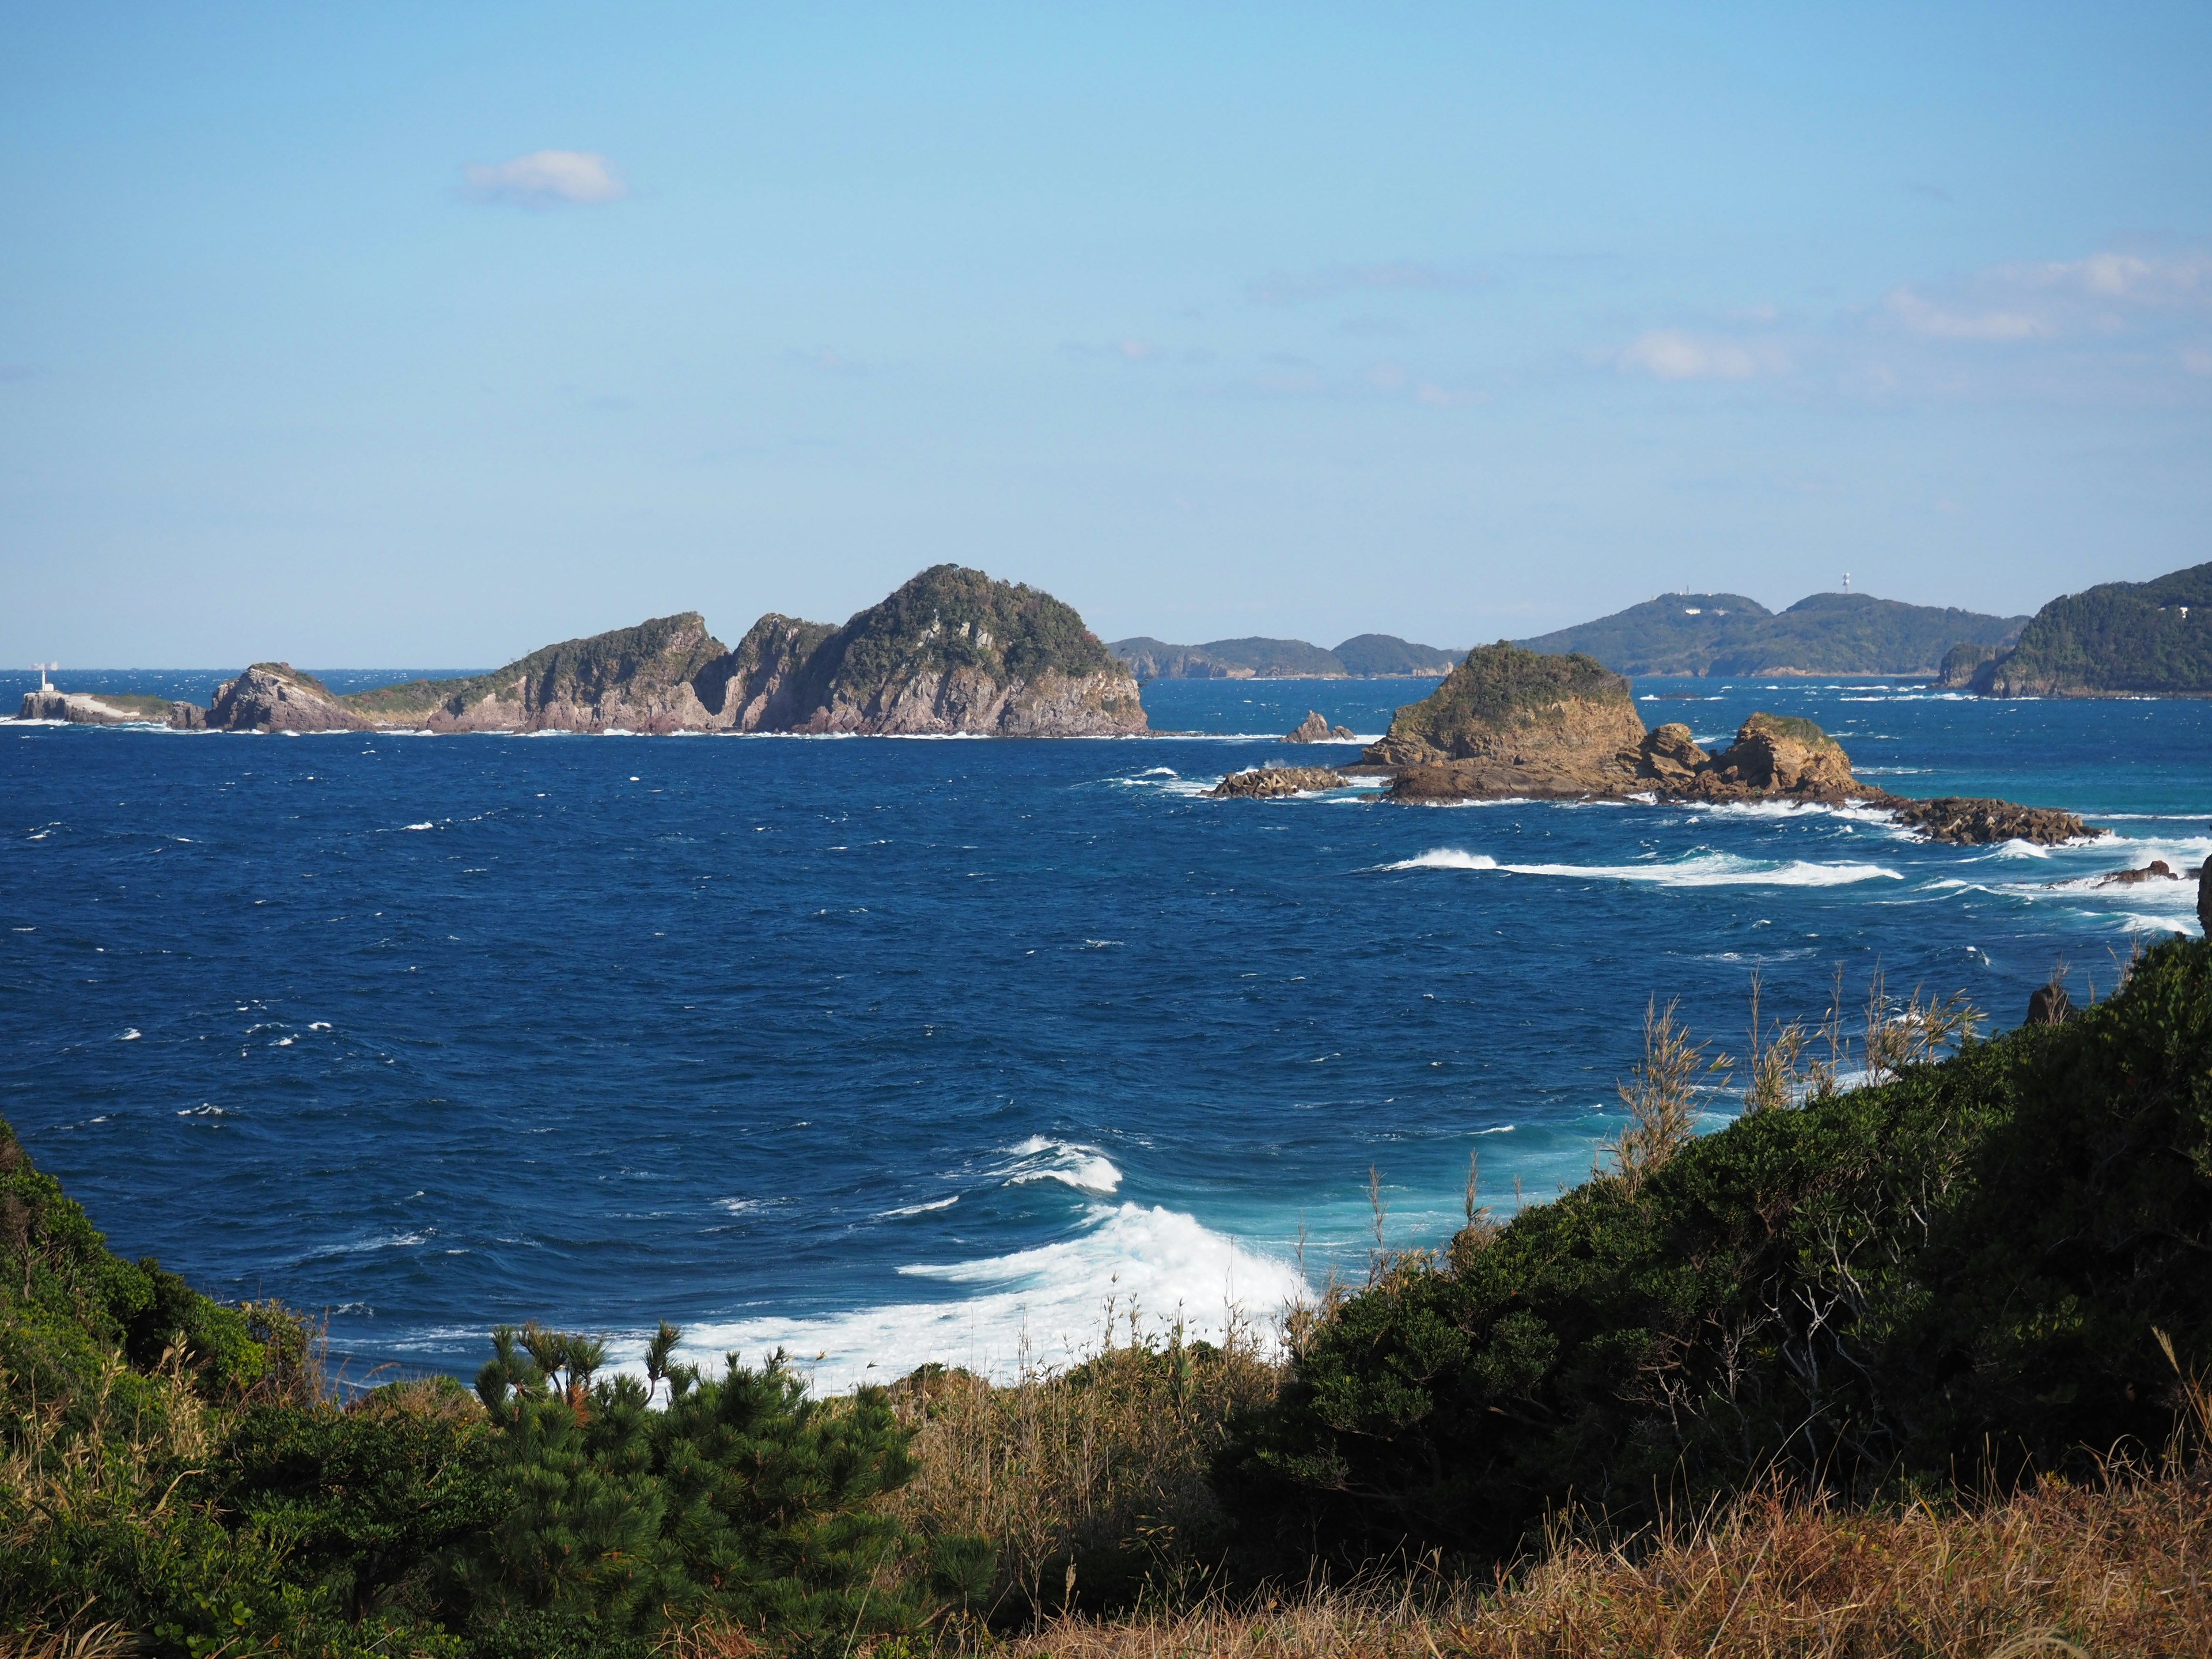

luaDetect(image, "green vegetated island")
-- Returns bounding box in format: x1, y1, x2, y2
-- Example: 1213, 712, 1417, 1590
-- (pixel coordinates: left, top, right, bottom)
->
7, 933, 2211, 1655
1108, 633, 1464, 679
18, 566, 1151, 737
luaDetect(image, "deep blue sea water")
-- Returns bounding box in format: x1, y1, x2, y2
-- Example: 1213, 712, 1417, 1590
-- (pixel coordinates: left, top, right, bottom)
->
5, 670, 2208, 1391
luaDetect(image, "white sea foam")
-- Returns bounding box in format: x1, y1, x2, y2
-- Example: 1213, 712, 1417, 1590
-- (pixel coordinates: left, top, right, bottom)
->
400, 821, 434, 832
1000, 1136, 1122, 1194
118, 1028, 141, 1041
639, 1202, 1309, 1392
1378, 848, 1903, 887
878, 1195, 961, 1218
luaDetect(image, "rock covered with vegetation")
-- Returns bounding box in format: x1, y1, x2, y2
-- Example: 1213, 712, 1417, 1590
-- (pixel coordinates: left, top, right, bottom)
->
204, 662, 374, 732
344, 612, 737, 734
1219, 937, 2212, 1569
166, 566, 1145, 737
752, 565, 1147, 736
1972, 559, 2212, 696
1363, 643, 2099, 843
1365, 642, 1643, 778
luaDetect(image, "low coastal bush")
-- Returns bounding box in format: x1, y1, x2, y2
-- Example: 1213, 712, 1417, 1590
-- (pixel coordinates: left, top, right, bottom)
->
1219, 935, 2212, 1570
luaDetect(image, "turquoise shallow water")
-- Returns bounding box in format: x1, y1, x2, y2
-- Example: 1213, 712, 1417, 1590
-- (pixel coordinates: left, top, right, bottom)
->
2, 671, 2206, 1389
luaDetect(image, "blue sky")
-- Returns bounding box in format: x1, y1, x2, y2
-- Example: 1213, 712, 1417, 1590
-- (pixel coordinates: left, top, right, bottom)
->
4, 2, 2209, 665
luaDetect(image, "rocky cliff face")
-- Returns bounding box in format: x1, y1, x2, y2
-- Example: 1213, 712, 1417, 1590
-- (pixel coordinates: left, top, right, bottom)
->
760, 566, 1147, 736
204, 665, 371, 733
171, 570, 1143, 738
340, 613, 735, 733
1363, 642, 1645, 793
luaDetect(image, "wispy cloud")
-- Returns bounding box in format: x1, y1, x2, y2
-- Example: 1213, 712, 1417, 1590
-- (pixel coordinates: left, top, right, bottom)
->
462, 150, 628, 207
1616, 330, 1790, 381
1247, 261, 1487, 306
1884, 289, 2048, 340
1881, 249, 2212, 343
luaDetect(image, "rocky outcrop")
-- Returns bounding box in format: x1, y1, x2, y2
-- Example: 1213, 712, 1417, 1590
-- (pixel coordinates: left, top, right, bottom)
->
168, 569, 1144, 738
2198, 858, 2211, 935
341, 613, 733, 733
1887, 797, 2099, 847
1361, 642, 1651, 804
1357, 642, 2099, 844
2027, 983, 2075, 1025
2093, 859, 2183, 887
203, 665, 372, 733
717, 615, 840, 732
1285, 710, 1355, 743
762, 566, 1147, 736
1210, 766, 1349, 798
17, 690, 179, 726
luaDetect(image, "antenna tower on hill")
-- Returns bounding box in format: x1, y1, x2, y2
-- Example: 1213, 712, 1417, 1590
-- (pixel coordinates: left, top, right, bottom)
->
1843, 572, 1851, 593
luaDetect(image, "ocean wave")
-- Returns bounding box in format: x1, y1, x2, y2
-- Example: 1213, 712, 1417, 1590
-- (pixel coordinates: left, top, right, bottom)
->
999, 1135, 1122, 1194
626, 1202, 1309, 1392
1378, 848, 1903, 887
878, 1195, 961, 1218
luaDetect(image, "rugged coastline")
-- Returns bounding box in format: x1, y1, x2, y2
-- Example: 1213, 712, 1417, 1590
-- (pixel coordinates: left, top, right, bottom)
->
1211, 641, 2103, 846
17, 567, 1149, 738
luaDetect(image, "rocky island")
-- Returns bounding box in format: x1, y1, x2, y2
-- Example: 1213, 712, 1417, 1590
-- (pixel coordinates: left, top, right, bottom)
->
78, 567, 1147, 737
1212, 641, 2101, 845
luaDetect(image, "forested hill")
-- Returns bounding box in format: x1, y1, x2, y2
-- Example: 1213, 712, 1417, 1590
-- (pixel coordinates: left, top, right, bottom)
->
1108, 633, 1461, 679
1974, 561, 2212, 696
1519, 590, 2026, 677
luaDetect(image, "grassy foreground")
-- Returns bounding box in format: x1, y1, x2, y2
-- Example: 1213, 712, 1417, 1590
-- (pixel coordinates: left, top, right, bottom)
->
5, 941, 2211, 1655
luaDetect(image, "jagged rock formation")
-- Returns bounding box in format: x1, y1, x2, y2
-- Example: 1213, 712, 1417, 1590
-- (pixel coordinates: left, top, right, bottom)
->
1517, 590, 2026, 677
1886, 798, 2099, 847
1284, 710, 1355, 743
1364, 643, 1645, 792
340, 614, 734, 734
17, 690, 180, 726
204, 665, 372, 733
2091, 859, 2181, 887
1210, 766, 1349, 798
1972, 561, 2212, 696
2199, 858, 2212, 934
752, 566, 1146, 736
1361, 642, 2099, 844
176, 567, 1145, 737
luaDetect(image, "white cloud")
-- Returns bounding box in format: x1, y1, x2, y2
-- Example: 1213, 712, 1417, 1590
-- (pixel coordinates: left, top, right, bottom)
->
462, 150, 628, 207
1616, 330, 1788, 381
1884, 288, 2048, 341
2184, 346, 2212, 377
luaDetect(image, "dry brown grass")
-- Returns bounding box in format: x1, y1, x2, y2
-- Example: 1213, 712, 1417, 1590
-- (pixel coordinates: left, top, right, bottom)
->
889, 1317, 1282, 1620
1004, 1468, 2212, 1659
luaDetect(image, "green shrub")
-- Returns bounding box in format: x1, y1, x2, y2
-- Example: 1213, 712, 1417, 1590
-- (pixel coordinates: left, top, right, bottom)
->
1221, 937, 2212, 1569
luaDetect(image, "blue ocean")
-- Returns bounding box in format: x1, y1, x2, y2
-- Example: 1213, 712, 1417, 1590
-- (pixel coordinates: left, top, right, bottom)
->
5, 672, 2207, 1391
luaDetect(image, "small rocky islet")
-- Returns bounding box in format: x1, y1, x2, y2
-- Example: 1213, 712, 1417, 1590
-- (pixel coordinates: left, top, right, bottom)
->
1211, 641, 2104, 848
